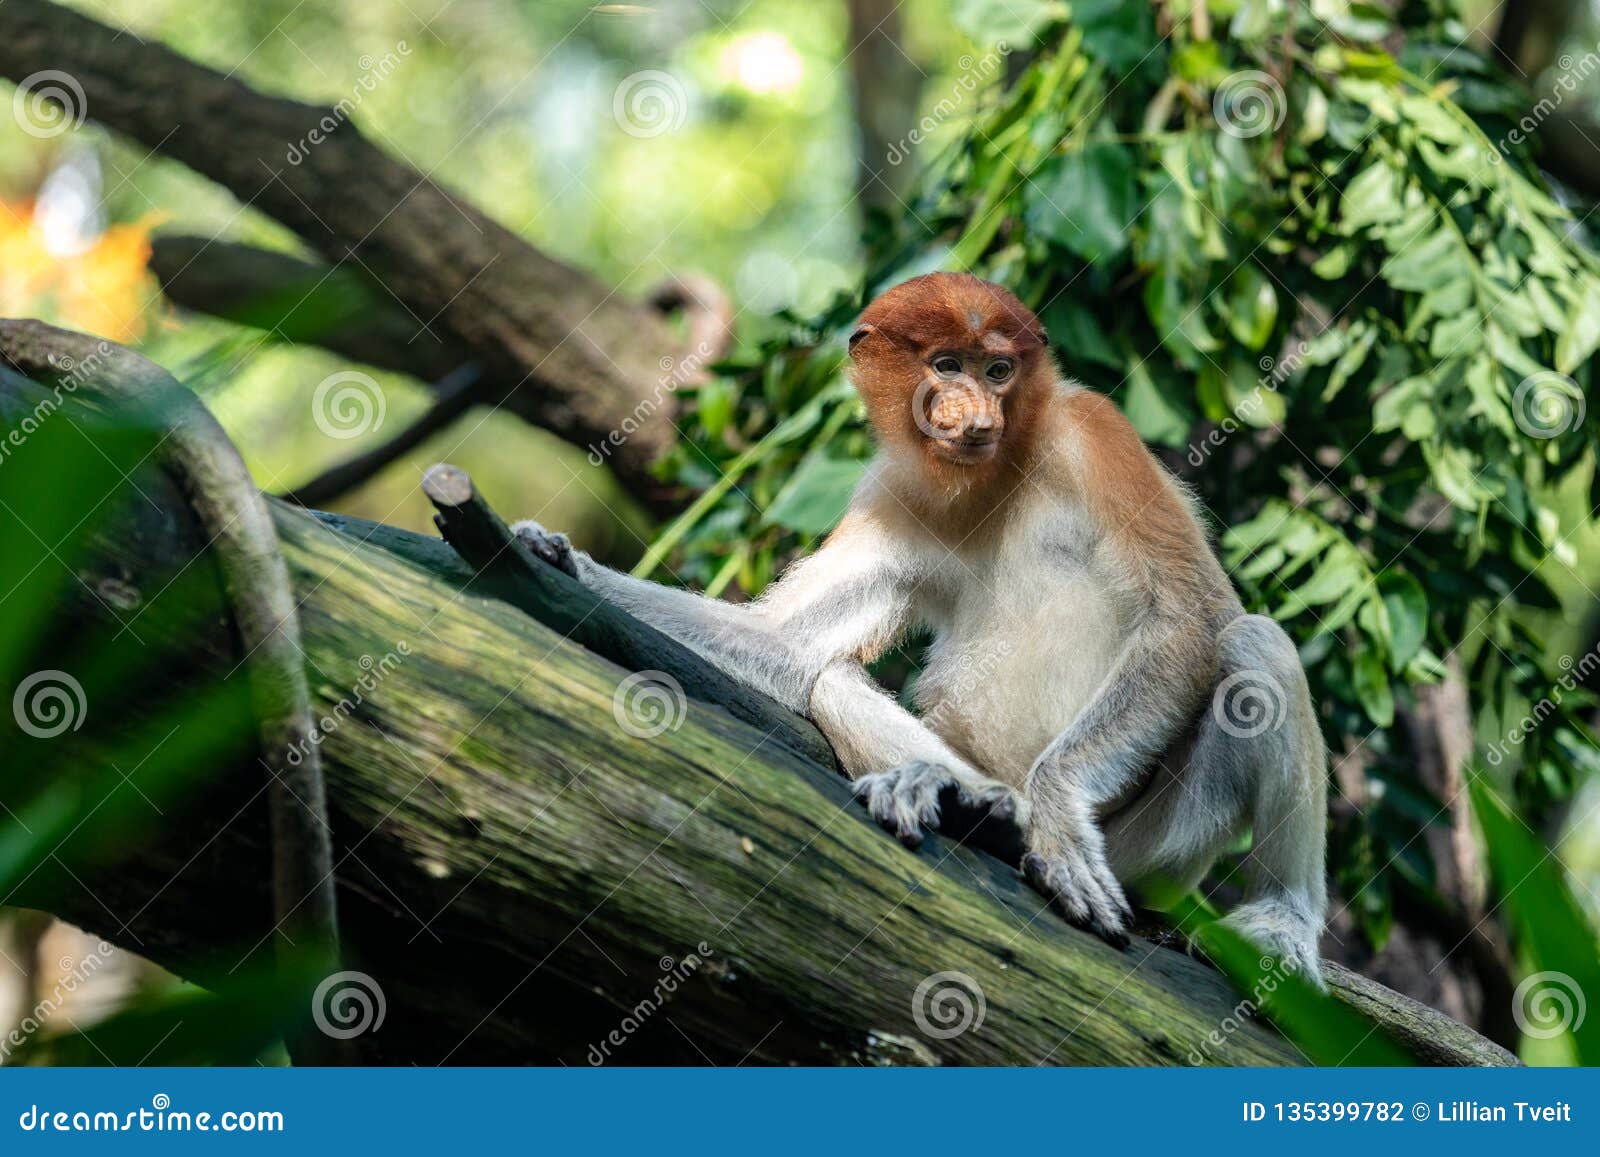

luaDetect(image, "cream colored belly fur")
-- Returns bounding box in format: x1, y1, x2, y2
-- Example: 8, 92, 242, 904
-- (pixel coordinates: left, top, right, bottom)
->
913, 571, 1126, 787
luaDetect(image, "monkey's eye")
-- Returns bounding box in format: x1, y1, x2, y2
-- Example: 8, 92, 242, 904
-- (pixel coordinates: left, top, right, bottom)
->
985, 358, 1014, 383
932, 355, 963, 376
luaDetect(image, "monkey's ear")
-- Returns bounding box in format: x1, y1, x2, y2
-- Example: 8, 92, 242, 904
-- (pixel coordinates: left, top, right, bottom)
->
848, 323, 877, 353
1036, 324, 1050, 349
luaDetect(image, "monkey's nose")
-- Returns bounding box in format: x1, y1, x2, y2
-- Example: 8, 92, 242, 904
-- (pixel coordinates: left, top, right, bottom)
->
965, 413, 998, 439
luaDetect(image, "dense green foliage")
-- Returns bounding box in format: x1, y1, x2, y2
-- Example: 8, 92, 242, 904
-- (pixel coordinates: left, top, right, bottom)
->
655, 1, 1600, 948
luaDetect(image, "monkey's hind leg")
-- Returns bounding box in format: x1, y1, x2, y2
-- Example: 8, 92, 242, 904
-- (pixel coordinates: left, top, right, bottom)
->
1208, 614, 1328, 985
1104, 615, 1327, 983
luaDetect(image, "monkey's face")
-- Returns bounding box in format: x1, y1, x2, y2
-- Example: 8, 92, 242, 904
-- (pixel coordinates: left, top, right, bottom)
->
847, 273, 1050, 474
912, 347, 1013, 464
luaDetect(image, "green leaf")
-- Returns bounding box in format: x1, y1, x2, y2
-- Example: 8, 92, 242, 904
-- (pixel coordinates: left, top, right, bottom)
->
1311, 244, 1354, 279
1339, 162, 1404, 233
1071, 0, 1159, 74
951, 0, 1062, 45
761, 454, 867, 535
1122, 361, 1193, 447
1373, 374, 1431, 434
1025, 143, 1138, 265
696, 378, 737, 440
1041, 299, 1122, 369
1353, 646, 1395, 726
1289, 542, 1365, 607
1225, 264, 1279, 351
1323, 320, 1377, 401
1378, 572, 1428, 670
1470, 777, 1600, 1065
1555, 283, 1600, 373
1380, 224, 1470, 292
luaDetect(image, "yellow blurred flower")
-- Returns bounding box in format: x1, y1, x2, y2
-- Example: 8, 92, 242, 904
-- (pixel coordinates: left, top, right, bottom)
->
0, 198, 156, 343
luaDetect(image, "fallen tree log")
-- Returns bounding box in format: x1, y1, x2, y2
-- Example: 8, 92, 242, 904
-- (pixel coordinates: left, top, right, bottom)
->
0, 374, 1514, 1066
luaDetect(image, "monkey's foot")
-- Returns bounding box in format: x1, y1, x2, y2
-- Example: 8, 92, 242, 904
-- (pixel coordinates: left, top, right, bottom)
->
511, 519, 578, 578
1218, 901, 1325, 989
1022, 849, 1134, 949
853, 762, 1027, 851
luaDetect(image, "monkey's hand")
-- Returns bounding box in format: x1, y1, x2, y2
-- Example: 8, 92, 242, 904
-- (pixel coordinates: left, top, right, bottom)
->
511, 519, 579, 579
853, 762, 1028, 855
1022, 843, 1134, 950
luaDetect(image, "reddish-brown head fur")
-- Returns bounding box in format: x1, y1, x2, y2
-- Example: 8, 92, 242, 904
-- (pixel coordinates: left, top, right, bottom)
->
847, 273, 1054, 497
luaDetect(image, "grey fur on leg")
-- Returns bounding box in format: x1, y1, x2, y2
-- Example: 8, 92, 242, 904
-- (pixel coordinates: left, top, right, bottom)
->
1099, 614, 1328, 984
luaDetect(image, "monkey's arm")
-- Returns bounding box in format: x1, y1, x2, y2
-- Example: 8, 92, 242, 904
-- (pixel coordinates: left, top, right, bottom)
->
516, 512, 911, 714
516, 514, 1023, 844
1031, 388, 1229, 810
1020, 389, 1234, 942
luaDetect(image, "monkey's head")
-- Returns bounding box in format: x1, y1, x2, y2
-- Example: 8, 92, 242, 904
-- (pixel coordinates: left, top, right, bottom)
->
847, 273, 1052, 478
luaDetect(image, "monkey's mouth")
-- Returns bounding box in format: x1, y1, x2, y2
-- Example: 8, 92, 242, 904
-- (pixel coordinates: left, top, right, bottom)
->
929, 435, 999, 464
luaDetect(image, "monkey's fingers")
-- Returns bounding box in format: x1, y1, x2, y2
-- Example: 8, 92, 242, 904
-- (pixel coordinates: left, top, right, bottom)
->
853, 768, 941, 850
1022, 852, 1131, 950
511, 520, 579, 578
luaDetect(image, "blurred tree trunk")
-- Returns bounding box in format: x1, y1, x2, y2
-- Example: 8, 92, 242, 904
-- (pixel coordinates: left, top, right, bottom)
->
847, 0, 923, 218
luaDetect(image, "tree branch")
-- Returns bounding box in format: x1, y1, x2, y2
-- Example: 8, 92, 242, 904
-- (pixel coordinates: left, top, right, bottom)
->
278, 363, 482, 509
0, 0, 681, 502
148, 235, 473, 387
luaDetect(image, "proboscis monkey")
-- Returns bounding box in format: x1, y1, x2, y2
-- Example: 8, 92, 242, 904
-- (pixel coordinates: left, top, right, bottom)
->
517, 273, 1327, 979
